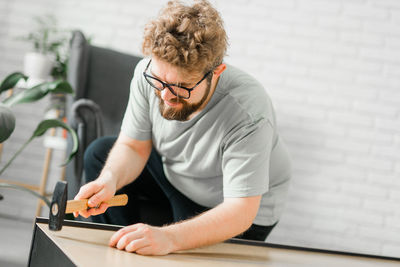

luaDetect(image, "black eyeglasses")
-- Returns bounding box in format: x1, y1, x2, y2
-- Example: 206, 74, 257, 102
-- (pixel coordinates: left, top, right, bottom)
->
143, 59, 212, 99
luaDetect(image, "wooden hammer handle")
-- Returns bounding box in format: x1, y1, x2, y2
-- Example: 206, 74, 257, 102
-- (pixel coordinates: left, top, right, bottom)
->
65, 194, 128, 214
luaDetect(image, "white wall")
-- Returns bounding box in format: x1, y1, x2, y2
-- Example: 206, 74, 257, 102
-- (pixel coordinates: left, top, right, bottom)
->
0, 0, 399, 257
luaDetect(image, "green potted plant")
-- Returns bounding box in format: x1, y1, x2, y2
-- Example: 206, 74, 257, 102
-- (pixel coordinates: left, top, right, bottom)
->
0, 72, 78, 206
19, 15, 70, 87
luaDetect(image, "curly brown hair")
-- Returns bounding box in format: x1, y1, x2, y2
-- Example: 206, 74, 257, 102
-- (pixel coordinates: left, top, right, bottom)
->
142, 0, 228, 74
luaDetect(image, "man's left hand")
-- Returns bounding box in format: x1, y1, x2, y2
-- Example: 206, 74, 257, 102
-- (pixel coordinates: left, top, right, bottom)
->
109, 223, 175, 255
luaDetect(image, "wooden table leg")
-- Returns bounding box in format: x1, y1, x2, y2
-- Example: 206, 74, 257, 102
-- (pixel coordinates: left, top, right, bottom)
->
0, 143, 3, 162
35, 127, 56, 217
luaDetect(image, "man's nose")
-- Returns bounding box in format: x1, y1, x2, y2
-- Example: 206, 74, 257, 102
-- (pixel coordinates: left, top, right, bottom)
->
161, 87, 175, 101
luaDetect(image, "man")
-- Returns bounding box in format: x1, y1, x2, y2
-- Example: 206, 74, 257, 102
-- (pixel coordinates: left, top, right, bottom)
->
74, 0, 291, 256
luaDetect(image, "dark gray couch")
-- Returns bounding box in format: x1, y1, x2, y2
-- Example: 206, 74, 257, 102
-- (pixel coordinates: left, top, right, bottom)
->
65, 31, 142, 199
65, 31, 174, 226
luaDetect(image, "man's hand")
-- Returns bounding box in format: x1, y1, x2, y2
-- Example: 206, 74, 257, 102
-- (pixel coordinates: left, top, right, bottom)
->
73, 170, 117, 218
108, 196, 261, 255
109, 223, 176, 255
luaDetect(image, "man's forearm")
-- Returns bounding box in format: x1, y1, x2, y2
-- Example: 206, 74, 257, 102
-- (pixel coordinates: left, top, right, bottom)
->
99, 135, 151, 190
164, 196, 261, 252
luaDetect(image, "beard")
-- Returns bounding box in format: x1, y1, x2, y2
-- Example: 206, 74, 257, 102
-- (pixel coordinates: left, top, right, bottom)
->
156, 79, 212, 121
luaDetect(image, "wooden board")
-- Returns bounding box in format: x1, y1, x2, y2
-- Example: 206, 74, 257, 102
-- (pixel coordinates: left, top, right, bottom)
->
29, 218, 400, 267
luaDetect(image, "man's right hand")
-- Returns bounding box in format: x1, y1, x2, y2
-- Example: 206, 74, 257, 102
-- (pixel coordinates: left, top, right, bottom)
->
73, 170, 117, 218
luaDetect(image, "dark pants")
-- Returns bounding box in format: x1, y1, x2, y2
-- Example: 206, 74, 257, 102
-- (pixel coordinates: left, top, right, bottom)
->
83, 136, 276, 241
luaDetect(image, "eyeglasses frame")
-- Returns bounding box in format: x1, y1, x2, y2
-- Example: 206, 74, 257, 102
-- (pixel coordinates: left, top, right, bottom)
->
143, 59, 213, 99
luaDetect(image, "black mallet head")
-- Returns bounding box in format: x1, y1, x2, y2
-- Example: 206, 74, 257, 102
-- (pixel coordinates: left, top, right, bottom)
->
49, 181, 68, 231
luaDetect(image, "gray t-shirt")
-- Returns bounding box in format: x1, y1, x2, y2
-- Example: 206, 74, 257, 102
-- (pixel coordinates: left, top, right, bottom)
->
121, 58, 291, 226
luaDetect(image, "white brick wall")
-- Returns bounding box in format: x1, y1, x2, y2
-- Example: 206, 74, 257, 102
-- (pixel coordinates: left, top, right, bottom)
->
0, 0, 399, 258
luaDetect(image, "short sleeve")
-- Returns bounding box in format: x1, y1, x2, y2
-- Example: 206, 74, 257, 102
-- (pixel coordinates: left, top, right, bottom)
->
120, 59, 152, 140
221, 120, 274, 198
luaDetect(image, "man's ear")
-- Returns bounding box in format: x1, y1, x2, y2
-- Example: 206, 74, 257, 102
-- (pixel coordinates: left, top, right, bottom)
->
213, 63, 226, 78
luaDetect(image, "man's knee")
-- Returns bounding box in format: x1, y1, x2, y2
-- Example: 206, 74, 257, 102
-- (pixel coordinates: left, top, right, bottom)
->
83, 136, 117, 182
84, 137, 116, 164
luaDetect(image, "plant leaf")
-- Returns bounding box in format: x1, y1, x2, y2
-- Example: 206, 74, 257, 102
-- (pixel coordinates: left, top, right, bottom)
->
3, 80, 74, 107
31, 119, 78, 166
0, 119, 78, 176
49, 81, 74, 94
0, 103, 16, 142
0, 72, 28, 94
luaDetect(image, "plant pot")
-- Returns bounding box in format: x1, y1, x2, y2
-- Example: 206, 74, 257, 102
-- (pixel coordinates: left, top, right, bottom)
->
23, 52, 54, 87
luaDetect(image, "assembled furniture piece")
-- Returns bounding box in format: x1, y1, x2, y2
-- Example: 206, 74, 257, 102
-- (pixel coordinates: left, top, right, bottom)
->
29, 218, 400, 267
